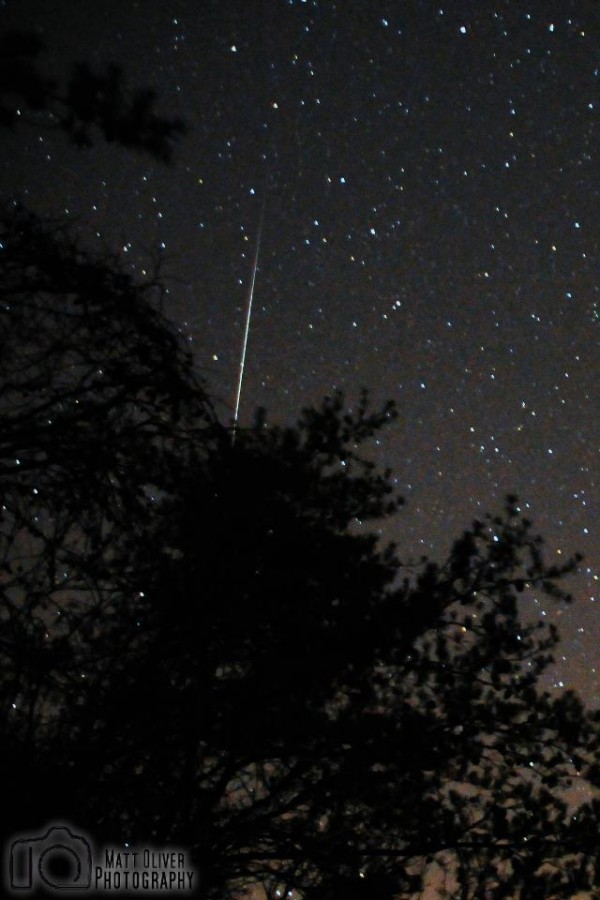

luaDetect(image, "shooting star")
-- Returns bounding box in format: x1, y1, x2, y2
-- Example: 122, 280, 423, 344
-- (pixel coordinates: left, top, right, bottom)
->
232, 194, 266, 439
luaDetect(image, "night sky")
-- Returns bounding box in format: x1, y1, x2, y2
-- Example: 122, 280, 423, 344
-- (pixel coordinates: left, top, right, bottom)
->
1, 0, 599, 705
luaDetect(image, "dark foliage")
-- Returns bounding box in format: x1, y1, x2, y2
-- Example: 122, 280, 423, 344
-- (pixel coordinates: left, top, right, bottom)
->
0, 206, 216, 839
0, 31, 185, 160
1, 216, 600, 897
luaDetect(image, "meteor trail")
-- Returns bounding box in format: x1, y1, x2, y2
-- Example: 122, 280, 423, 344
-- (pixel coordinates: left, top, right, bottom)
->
233, 195, 266, 438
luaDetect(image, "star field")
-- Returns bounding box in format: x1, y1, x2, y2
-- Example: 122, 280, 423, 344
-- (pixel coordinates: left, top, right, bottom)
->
0, 0, 599, 703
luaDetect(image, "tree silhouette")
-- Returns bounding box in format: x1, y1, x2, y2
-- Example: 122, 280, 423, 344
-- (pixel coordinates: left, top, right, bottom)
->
0, 206, 216, 836
0, 31, 184, 160
3, 277, 600, 897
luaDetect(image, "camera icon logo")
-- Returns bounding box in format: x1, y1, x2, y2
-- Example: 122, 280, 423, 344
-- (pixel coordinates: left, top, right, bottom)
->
9, 825, 92, 891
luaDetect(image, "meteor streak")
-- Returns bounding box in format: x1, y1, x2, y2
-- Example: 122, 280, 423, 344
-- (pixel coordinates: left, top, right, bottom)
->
232, 195, 265, 439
